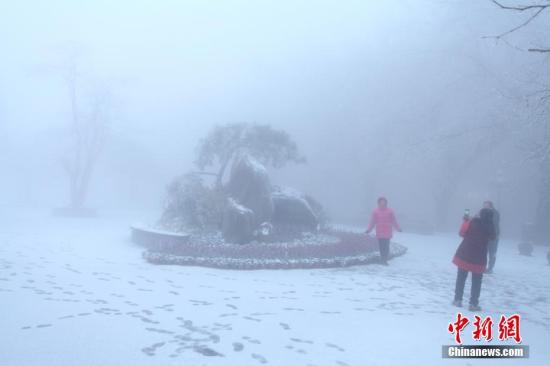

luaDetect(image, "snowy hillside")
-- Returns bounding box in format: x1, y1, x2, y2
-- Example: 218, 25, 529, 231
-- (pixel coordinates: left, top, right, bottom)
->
1, 210, 548, 365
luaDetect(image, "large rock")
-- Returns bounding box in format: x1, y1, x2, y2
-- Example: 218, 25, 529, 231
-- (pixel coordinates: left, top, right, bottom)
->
222, 198, 255, 244
271, 187, 319, 231
226, 154, 273, 226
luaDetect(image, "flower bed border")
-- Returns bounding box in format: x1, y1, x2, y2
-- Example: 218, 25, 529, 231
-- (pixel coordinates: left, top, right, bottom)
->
142, 242, 407, 270
133, 225, 408, 270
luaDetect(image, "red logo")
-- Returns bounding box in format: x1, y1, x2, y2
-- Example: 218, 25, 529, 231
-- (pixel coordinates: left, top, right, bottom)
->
448, 312, 469, 344
472, 315, 493, 341
498, 314, 522, 343
448, 314, 522, 344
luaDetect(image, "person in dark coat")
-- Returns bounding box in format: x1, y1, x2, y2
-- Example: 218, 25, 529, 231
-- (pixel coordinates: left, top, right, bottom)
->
483, 200, 500, 273
452, 208, 496, 311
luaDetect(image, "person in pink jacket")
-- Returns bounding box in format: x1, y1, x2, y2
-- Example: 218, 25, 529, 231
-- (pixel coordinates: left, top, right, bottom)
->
365, 197, 402, 265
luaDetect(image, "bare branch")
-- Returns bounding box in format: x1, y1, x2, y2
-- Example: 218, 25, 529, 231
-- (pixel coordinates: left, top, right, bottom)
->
191, 171, 218, 177
528, 47, 550, 53
492, 0, 550, 12
494, 6, 545, 39
488, 0, 550, 51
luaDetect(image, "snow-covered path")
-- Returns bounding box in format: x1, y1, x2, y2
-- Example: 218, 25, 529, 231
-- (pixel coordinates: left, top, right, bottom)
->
1, 210, 548, 365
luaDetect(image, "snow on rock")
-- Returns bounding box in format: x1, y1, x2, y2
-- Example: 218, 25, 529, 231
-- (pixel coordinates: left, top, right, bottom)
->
272, 186, 313, 211
131, 223, 190, 237
271, 186, 318, 230
226, 154, 273, 228
131, 224, 191, 252
227, 198, 253, 216
222, 198, 256, 244
240, 154, 268, 175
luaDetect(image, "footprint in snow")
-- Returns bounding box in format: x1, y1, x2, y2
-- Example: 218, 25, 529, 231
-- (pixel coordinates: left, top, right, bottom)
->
243, 336, 261, 344
326, 342, 345, 352
251, 353, 268, 364
279, 322, 291, 330
194, 346, 224, 357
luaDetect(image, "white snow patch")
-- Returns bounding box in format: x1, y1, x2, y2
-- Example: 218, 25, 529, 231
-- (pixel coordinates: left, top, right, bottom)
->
227, 198, 254, 215
240, 154, 268, 175
1, 209, 549, 366
131, 223, 190, 237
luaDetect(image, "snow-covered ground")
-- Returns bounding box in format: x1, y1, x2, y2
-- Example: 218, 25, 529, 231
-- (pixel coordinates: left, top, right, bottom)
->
1, 210, 548, 366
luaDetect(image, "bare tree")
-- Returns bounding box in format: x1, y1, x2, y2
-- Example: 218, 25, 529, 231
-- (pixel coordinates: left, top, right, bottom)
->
516, 111, 550, 241
426, 125, 503, 229
56, 52, 112, 213
486, 0, 550, 240
402, 82, 514, 229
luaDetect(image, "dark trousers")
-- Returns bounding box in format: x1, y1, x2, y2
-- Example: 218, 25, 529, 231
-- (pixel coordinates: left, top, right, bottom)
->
454, 268, 483, 306
487, 239, 499, 271
378, 238, 390, 262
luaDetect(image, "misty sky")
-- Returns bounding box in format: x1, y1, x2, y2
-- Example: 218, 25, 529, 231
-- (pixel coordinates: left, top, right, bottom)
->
1, 0, 548, 234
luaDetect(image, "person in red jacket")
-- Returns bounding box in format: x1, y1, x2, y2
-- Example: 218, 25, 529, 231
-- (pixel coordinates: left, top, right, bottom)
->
452, 208, 496, 311
365, 197, 402, 265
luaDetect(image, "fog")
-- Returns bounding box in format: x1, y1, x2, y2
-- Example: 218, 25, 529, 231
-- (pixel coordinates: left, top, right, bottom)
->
2, 2, 550, 365
1, 0, 548, 236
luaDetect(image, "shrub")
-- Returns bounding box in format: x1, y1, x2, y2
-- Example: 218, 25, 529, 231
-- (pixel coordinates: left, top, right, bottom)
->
160, 173, 225, 232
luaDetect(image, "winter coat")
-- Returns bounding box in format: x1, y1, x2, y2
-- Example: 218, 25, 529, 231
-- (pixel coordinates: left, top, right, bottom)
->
491, 209, 500, 239
459, 219, 470, 237
367, 207, 401, 239
452, 218, 495, 274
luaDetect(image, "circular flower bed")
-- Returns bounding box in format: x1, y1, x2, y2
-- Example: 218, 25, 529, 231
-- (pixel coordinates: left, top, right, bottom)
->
136, 227, 407, 270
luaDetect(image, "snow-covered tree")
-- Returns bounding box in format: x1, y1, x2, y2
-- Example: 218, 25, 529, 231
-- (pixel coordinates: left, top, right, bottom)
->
161, 173, 226, 231
195, 123, 305, 188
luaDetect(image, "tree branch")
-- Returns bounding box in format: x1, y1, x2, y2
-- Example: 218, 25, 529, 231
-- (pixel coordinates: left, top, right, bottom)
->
191, 171, 218, 177
488, 0, 550, 50
494, 6, 545, 38
491, 0, 550, 12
